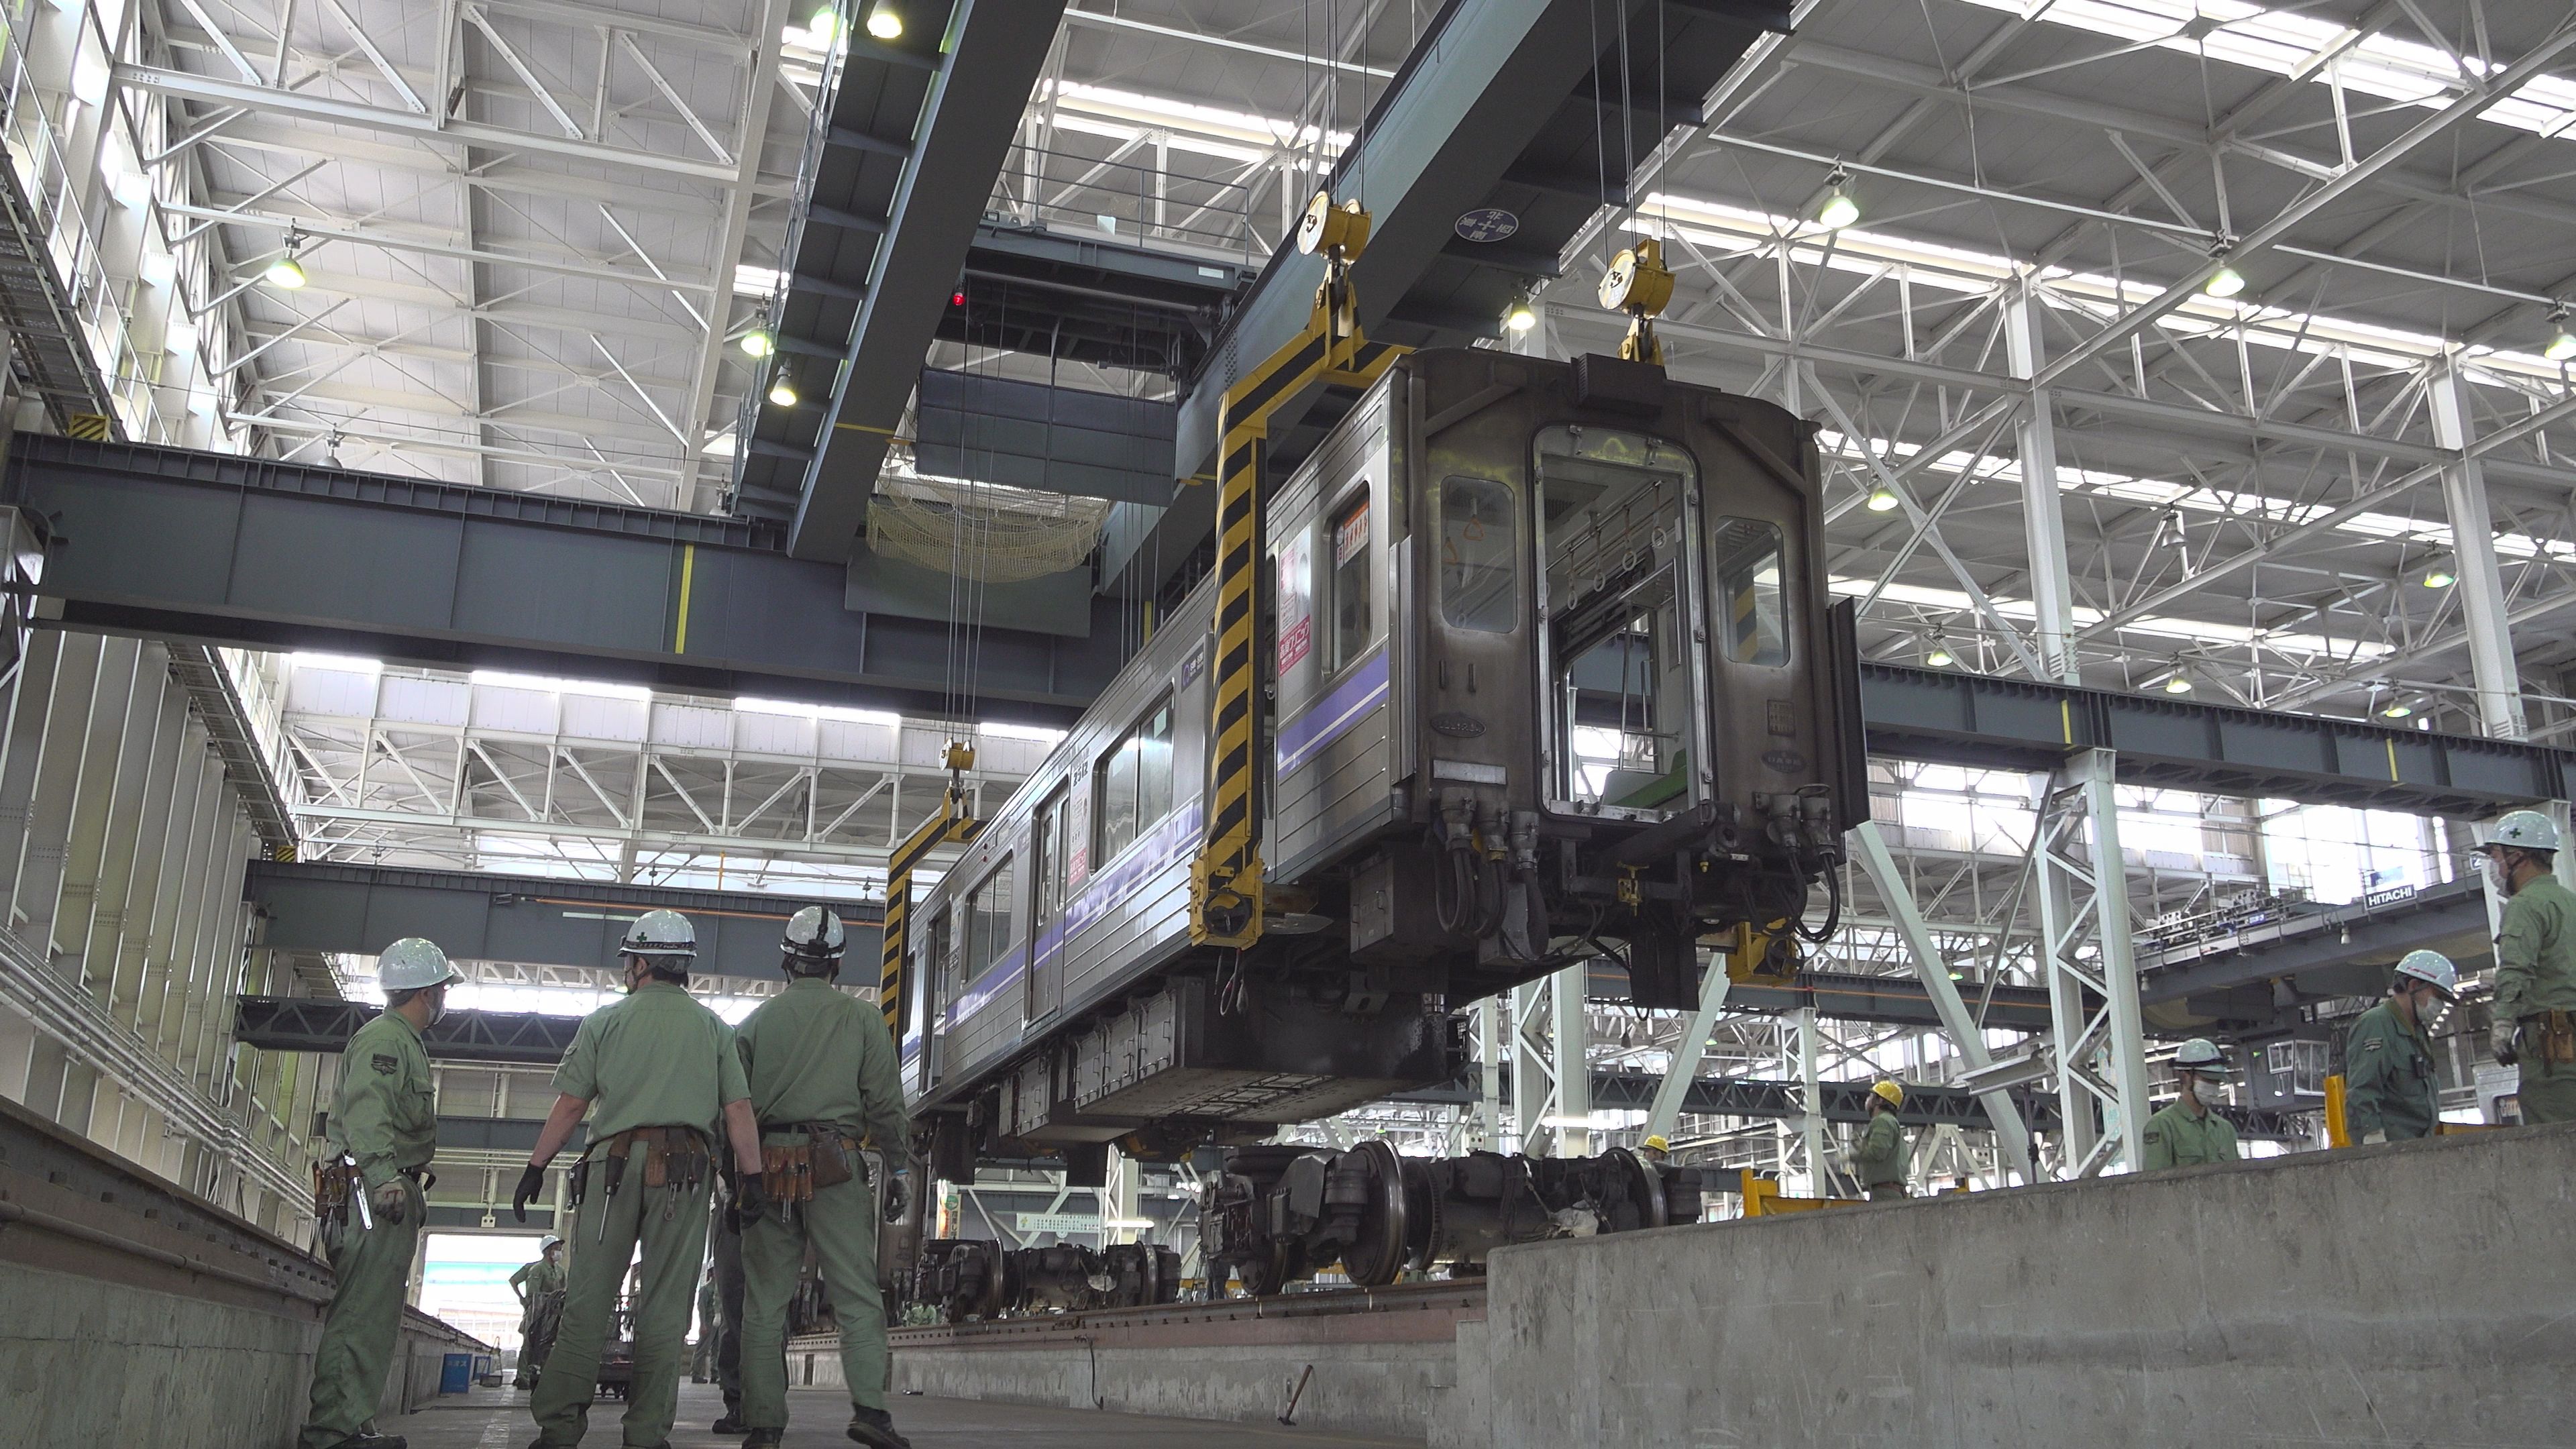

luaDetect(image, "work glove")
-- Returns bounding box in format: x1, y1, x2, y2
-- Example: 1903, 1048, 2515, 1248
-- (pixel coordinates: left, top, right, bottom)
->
370, 1179, 409, 1226
883, 1169, 911, 1224
733, 1170, 769, 1226
1830, 1148, 1856, 1175
2493, 1022, 2521, 1067
511, 1162, 547, 1223
2359, 1130, 2387, 1146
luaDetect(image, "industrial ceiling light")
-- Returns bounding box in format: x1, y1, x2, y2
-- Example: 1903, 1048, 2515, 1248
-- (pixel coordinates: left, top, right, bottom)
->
1923, 639, 1955, 668
1815, 166, 1859, 231
809, 3, 841, 42
2163, 672, 2194, 694
2379, 699, 2414, 719
264, 229, 309, 290
1503, 290, 1537, 333
2546, 306, 2576, 363
2203, 241, 2245, 299
740, 323, 775, 358
2422, 566, 2455, 589
767, 364, 799, 408
865, 1, 901, 39
1866, 483, 1900, 512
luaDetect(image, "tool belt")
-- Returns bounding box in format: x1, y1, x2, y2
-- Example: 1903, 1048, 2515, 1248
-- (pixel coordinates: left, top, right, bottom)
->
758, 1122, 862, 1201
609, 1125, 714, 1192
313, 1159, 361, 1224
2521, 1010, 2576, 1067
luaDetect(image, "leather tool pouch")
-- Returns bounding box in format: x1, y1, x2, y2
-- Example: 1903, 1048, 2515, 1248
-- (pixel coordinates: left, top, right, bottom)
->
635, 1126, 712, 1190
312, 1160, 359, 1224
567, 1157, 590, 1208
761, 1143, 816, 1201
2546, 1009, 2576, 1067
807, 1127, 854, 1189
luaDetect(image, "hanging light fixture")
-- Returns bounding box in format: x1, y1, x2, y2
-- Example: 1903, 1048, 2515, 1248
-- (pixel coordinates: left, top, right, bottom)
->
2422, 565, 2455, 589
2546, 305, 2576, 363
1866, 484, 1900, 512
740, 323, 775, 358
1503, 290, 1537, 333
2203, 240, 2245, 299
264, 227, 309, 290
2163, 671, 2194, 694
865, 1, 902, 39
768, 363, 800, 408
1923, 639, 1955, 668
2379, 699, 2414, 719
809, 3, 841, 42
1815, 166, 1859, 231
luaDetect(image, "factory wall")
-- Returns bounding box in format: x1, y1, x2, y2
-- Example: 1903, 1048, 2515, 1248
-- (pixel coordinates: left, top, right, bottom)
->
1438, 1122, 2576, 1448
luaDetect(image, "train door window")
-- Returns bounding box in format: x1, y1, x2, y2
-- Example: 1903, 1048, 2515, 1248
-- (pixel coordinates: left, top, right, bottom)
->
1440, 476, 1518, 633
963, 855, 1017, 981
1533, 426, 1704, 819
1326, 492, 1373, 671
1092, 698, 1175, 863
1711, 519, 1790, 666
1033, 786, 1069, 929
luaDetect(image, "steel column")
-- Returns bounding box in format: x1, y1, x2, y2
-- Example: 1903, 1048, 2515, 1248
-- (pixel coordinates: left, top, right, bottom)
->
2427, 356, 2528, 740
2031, 748, 2150, 1177
2004, 284, 2078, 684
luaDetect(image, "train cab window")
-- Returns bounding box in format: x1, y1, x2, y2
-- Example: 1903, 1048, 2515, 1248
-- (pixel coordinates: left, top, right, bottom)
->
1440, 476, 1518, 633
1093, 698, 1175, 863
963, 856, 1017, 981
1712, 519, 1790, 666
1534, 426, 1704, 819
1327, 493, 1373, 671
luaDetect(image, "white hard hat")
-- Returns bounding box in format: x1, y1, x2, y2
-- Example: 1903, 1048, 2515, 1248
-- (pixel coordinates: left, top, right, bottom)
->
2488, 810, 2561, 852
620, 908, 697, 959
540, 1235, 563, 1250
783, 905, 847, 964
2173, 1038, 2229, 1074
378, 937, 461, 991
2394, 949, 2459, 999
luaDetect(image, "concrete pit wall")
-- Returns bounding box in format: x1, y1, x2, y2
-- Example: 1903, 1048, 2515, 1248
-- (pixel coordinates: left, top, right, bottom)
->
893, 1333, 1458, 1440
1437, 1122, 2576, 1448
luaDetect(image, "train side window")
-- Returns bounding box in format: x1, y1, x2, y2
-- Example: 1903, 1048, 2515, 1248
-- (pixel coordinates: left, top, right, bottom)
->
963, 855, 1017, 981
1092, 698, 1175, 863
1711, 519, 1790, 666
1033, 786, 1069, 928
1327, 492, 1372, 670
1440, 476, 1517, 633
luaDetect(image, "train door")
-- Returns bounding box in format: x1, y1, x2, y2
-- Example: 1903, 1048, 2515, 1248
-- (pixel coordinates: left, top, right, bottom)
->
910, 904, 951, 1093
1025, 784, 1069, 1027
1531, 425, 1709, 819
1419, 468, 1530, 798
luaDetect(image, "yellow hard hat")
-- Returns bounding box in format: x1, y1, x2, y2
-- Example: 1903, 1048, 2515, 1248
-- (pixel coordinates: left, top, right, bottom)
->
1640, 1134, 1670, 1154
1871, 1079, 1906, 1109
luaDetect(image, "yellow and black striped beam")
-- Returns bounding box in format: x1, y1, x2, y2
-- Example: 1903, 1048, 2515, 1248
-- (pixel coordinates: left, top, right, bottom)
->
1188, 314, 1403, 949
879, 788, 981, 1036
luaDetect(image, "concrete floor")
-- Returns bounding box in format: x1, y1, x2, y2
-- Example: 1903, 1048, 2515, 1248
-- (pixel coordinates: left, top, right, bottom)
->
379, 1380, 1424, 1448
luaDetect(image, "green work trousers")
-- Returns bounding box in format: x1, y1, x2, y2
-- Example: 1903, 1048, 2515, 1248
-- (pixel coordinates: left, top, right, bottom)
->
2521, 1053, 2576, 1125
529, 1171, 711, 1447
741, 1167, 888, 1427
1865, 1183, 1907, 1202
299, 1177, 424, 1449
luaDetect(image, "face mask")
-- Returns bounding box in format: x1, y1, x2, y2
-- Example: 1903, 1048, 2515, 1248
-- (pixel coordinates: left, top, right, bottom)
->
2189, 1075, 2224, 1106
2416, 992, 2452, 1034
427, 989, 447, 1027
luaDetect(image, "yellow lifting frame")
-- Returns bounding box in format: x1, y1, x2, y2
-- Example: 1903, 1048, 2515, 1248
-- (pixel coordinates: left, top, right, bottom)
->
879, 741, 984, 1037
1189, 191, 1405, 949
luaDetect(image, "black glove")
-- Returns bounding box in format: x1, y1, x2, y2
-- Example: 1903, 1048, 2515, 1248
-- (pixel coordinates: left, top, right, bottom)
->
511, 1162, 547, 1223
371, 1179, 409, 1226
733, 1170, 769, 1225
883, 1169, 910, 1224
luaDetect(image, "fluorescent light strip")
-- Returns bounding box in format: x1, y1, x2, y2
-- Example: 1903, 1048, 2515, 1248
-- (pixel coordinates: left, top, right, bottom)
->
1827, 576, 2392, 659
1953, 0, 2576, 142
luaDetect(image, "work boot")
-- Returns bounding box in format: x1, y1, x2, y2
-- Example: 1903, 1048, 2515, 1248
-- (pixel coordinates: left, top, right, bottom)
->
847, 1407, 914, 1449
741, 1432, 784, 1448
710, 1410, 749, 1433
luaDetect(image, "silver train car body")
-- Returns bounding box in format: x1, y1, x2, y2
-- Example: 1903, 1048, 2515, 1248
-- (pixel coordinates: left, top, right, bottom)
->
900, 348, 1864, 1179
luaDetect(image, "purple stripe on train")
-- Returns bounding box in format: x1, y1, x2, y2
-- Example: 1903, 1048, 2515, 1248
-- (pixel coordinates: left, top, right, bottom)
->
1275, 647, 1389, 776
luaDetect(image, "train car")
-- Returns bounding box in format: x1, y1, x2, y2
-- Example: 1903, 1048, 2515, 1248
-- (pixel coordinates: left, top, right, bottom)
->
899, 347, 1865, 1182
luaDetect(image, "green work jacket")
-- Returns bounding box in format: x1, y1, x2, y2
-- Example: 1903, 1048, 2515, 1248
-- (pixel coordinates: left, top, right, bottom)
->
735, 976, 910, 1148
331, 1011, 435, 1190
552, 981, 750, 1146
2139, 1099, 2239, 1171
511, 1256, 566, 1302
2496, 876, 2576, 1021
2342, 1000, 2438, 1142
1852, 1109, 1907, 1188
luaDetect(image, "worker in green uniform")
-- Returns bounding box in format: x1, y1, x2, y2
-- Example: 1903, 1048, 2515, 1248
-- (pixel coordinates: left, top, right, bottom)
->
1638, 1134, 1670, 1166
733, 906, 917, 1449
511, 1236, 567, 1386
1836, 1079, 1909, 1200
2478, 810, 2576, 1124
510, 910, 769, 1449
2141, 1038, 2241, 1170
689, 1265, 719, 1383
298, 938, 460, 1449
2343, 951, 2459, 1144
